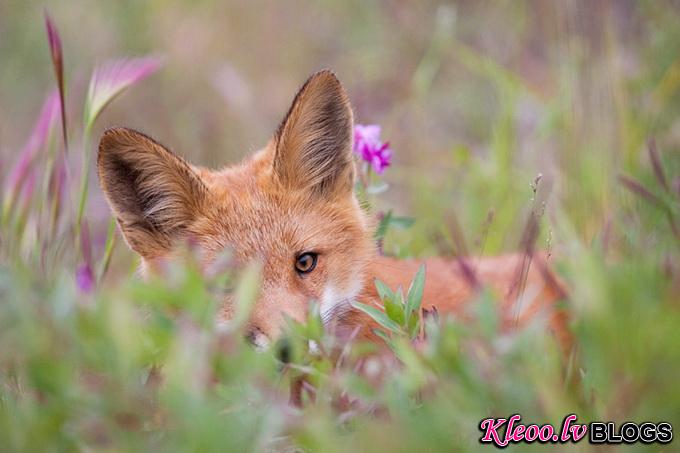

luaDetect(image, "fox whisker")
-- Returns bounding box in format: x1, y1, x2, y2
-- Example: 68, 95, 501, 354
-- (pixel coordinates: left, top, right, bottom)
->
320, 298, 353, 325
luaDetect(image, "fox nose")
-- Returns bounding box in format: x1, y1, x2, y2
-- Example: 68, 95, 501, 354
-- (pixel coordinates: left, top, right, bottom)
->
245, 328, 270, 351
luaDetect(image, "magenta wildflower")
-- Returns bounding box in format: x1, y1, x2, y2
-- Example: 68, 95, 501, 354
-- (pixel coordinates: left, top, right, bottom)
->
3, 90, 60, 214
85, 57, 163, 127
44, 11, 68, 149
353, 124, 392, 174
75, 263, 95, 294
76, 219, 95, 294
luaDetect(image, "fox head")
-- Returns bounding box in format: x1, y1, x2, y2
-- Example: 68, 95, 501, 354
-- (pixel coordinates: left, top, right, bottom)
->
97, 70, 374, 348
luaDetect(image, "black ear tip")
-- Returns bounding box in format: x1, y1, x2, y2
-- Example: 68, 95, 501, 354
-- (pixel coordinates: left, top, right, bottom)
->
98, 127, 136, 153
99, 127, 147, 145
305, 69, 345, 93
311, 68, 339, 81
98, 128, 123, 166
98, 127, 172, 162
100, 127, 123, 144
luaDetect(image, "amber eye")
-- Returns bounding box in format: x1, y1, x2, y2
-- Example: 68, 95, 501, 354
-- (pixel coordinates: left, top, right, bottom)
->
295, 252, 318, 274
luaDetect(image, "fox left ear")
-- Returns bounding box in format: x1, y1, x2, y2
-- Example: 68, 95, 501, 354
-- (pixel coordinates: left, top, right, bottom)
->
272, 70, 355, 197
97, 128, 207, 259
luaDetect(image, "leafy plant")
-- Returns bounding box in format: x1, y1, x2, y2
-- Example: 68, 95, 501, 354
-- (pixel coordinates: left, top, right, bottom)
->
352, 264, 426, 345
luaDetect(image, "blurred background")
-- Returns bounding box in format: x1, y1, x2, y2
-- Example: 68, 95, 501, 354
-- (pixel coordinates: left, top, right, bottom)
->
1, 2, 680, 450
2, 0, 680, 260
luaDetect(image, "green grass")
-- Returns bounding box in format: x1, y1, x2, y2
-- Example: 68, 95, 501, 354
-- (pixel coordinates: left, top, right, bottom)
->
1, 2, 680, 451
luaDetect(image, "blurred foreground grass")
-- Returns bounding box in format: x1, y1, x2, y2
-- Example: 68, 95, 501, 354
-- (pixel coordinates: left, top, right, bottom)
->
1, 1, 680, 451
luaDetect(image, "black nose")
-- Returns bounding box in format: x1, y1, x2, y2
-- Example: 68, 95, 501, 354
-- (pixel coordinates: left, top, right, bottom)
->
244, 327, 267, 350
275, 338, 292, 364
245, 329, 257, 345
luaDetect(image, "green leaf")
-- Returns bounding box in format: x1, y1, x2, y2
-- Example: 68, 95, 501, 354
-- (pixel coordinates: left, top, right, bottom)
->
396, 286, 405, 305
350, 300, 402, 334
474, 287, 499, 338
96, 217, 117, 282
374, 278, 394, 301
231, 263, 261, 330
390, 216, 416, 229
306, 302, 324, 341
373, 211, 415, 241
366, 181, 389, 194
374, 209, 393, 240
407, 314, 420, 339
406, 264, 426, 318
383, 294, 405, 326
372, 328, 393, 348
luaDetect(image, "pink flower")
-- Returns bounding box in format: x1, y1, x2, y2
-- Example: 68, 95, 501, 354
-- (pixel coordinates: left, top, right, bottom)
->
353, 124, 392, 174
3, 90, 60, 213
76, 263, 95, 294
84, 57, 163, 127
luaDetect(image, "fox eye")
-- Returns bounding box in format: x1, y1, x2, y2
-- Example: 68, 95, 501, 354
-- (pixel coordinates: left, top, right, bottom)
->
295, 252, 318, 274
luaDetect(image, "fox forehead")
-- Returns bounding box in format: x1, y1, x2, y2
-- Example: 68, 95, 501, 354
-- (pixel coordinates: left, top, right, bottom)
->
189, 149, 371, 266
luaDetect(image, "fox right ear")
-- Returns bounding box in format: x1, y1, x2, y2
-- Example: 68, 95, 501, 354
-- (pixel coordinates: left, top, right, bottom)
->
97, 127, 207, 259
272, 70, 355, 197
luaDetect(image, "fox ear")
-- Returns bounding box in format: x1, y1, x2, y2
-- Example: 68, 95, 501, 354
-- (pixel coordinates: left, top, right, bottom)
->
97, 127, 207, 258
273, 70, 355, 196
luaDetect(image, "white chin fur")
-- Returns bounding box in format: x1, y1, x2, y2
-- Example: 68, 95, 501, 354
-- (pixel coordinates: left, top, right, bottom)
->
319, 279, 362, 324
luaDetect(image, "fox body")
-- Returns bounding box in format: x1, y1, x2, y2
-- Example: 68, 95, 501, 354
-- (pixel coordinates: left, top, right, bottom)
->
97, 70, 569, 351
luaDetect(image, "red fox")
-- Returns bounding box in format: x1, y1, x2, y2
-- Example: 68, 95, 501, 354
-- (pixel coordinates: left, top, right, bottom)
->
97, 70, 570, 352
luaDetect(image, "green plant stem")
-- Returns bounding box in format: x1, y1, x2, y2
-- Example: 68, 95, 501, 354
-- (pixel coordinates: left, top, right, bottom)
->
97, 217, 117, 284
74, 122, 93, 250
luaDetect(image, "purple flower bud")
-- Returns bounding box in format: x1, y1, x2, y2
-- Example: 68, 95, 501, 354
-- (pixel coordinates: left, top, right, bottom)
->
44, 13, 63, 78
44, 11, 68, 149
76, 263, 95, 294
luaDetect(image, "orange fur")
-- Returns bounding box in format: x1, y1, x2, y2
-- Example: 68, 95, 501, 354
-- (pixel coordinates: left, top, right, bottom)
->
97, 70, 571, 352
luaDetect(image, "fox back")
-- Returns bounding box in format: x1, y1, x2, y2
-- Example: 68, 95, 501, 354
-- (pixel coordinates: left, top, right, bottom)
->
97, 70, 570, 351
